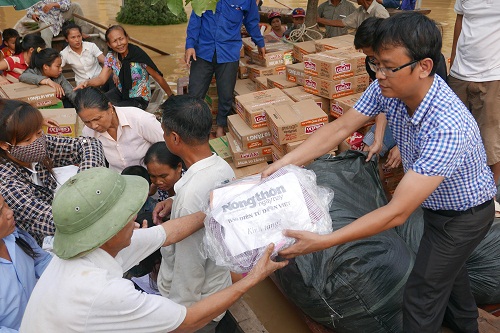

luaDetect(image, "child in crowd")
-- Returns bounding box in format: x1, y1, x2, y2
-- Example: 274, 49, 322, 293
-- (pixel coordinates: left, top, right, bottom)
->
20, 48, 76, 107
265, 12, 285, 41
0, 195, 52, 332
284, 7, 306, 39
0, 28, 19, 61
0, 34, 45, 83
60, 23, 108, 89
121, 165, 157, 216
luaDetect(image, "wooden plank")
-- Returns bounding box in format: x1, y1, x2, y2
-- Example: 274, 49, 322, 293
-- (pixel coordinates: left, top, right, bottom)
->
229, 298, 269, 333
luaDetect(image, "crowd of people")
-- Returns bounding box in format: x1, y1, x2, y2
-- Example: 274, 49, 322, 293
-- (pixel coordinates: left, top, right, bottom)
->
0, 0, 498, 332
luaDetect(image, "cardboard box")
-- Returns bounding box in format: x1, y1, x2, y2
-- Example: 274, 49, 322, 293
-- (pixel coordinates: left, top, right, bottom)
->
303, 50, 366, 80
304, 74, 369, 99
229, 161, 269, 179
314, 36, 356, 53
0, 76, 10, 85
1, 82, 59, 108
227, 114, 272, 149
40, 108, 78, 137
266, 74, 298, 90
330, 92, 363, 118
271, 144, 285, 162
292, 40, 316, 62
282, 86, 329, 114
286, 63, 305, 86
247, 62, 286, 82
234, 79, 258, 96
243, 37, 294, 67
234, 88, 294, 129
254, 76, 268, 91
266, 99, 329, 145
209, 136, 232, 162
205, 94, 218, 111
226, 132, 273, 167
238, 57, 250, 79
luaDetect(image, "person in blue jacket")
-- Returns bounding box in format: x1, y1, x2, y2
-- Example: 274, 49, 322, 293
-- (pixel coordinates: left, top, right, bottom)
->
184, 0, 265, 138
0, 194, 52, 332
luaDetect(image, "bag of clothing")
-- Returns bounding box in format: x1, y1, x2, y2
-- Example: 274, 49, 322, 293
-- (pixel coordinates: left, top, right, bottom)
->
274, 151, 414, 332
203, 165, 334, 273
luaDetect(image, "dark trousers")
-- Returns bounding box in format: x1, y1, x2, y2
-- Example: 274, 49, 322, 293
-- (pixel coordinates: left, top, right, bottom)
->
105, 87, 149, 110
188, 54, 238, 127
403, 200, 494, 333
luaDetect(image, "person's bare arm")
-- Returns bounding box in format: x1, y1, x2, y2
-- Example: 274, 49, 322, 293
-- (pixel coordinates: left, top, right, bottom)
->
450, 14, 463, 68
279, 170, 444, 258
365, 113, 387, 162
153, 197, 173, 225
97, 53, 105, 65
172, 244, 288, 333
146, 65, 173, 97
160, 210, 204, 246
262, 108, 370, 177
316, 17, 345, 28
74, 66, 112, 90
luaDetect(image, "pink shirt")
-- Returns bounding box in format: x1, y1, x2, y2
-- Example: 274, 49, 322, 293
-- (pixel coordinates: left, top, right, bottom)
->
81, 106, 164, 172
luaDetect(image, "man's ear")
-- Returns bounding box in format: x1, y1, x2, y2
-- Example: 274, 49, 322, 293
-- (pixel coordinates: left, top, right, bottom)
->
419, 58, 434, 78
171, 131, 181, 145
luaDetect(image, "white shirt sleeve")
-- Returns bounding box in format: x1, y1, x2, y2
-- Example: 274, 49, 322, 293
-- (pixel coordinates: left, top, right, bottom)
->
117, 226, 166, 272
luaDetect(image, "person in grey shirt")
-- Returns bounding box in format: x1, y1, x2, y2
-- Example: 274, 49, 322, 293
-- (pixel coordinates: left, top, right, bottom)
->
317, 0, 356, 37
317, 0, 389, 31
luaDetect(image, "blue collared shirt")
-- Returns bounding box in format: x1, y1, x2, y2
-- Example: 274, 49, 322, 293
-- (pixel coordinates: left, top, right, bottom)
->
0, 229, 52, 332
185, 0, 264, 64
354, 75, 496, 211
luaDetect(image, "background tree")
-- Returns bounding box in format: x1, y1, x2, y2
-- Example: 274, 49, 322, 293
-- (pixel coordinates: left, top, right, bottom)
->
117, 0, 187, 25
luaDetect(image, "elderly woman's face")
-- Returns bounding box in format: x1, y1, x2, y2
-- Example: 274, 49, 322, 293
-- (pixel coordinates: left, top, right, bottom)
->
107, 28, 129, 55
78, 105, 114, 133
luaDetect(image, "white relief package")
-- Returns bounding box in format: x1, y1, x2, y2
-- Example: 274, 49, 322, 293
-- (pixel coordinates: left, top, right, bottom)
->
203, 165, 334, 273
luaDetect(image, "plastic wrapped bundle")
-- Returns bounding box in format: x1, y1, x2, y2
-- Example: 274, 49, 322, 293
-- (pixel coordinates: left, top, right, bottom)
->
274, 151, 414, 332
203, 164, 334, 273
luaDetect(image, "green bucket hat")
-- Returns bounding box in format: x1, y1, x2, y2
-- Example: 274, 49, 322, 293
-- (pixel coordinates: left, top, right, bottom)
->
52, 167, 149, 259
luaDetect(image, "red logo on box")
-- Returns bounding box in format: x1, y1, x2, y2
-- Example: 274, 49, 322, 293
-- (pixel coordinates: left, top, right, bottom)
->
47, 126, 72, 134
304, 60, 316, 71
305, 78, 317, 89
331, 103, 343, 115
240, 152, 259, 158
305, 123, 324, 134
335, 81, 352, 93
335, 62, 351, 74
254, 115, 266, 123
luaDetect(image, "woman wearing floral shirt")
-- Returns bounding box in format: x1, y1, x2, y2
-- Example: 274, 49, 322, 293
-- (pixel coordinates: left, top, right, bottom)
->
76, 25, 173, 110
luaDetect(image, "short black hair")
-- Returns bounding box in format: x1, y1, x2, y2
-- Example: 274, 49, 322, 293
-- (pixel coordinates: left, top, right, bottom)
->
160, 95, 212, 145
29, 47, 59, 70
143, 141, 183, 169
354, 17, 383, 50
62, 22, 82, 39
2, 28, 19, 42
74, 87, 110, 114
373, 12, 442, 75
121, 165, 151, 185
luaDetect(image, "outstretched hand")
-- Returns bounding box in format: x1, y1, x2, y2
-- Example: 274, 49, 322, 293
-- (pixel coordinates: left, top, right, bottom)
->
245, 244, 288, 283
278, 229, 328, 259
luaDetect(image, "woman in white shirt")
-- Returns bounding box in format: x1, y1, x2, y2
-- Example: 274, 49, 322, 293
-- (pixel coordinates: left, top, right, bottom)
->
59, 23, 110, 89
74, 87, 164, 172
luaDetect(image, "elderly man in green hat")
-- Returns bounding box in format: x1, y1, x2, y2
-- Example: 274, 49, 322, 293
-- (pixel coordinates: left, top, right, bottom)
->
20, 167, 287, 333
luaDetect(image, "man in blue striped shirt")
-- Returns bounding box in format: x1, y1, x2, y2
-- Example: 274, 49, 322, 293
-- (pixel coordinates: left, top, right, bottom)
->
184, 0, 265, 138
263, 12, 496, 333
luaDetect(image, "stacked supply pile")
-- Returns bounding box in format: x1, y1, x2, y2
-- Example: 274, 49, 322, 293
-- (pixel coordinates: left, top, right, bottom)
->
229, 88, 294, 167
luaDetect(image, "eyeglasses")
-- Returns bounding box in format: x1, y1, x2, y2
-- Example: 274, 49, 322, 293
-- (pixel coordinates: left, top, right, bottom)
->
368, 59, 420, 78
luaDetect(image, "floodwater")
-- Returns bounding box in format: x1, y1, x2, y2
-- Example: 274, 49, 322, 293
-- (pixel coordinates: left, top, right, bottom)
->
0, 1, 459, 332
0, 0, 457, 93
